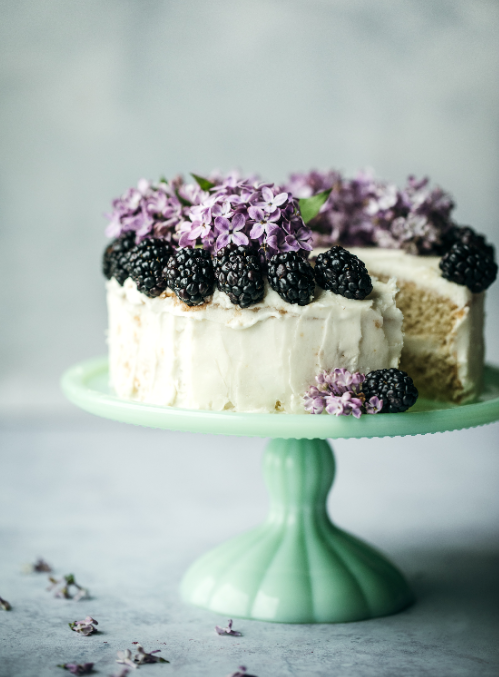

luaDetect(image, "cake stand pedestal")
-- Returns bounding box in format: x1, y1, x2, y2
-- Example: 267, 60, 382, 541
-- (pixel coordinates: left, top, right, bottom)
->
61, 358, 499, 624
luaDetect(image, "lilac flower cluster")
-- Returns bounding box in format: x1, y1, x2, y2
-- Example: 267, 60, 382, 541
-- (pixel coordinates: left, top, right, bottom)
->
178, 176, 313, 258
106, 172, 313, 259
303, 368, 382, 418
105, 177, 186, 244
284, 170, 455, 255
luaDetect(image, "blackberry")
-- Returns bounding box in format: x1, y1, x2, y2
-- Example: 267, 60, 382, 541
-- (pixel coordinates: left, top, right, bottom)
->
362, 368, 418, 414
127, 237, 174, 298
166, 247, 215, 306
102, 232, 136, 285
315, 246, 373, 300
441, 225, 495, 260
214, 244, 264, 308
439, 242, 497, 293
267, 251, 315, 305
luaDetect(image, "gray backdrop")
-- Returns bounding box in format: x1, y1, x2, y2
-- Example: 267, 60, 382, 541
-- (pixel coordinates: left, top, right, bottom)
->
1, 0, 498, 412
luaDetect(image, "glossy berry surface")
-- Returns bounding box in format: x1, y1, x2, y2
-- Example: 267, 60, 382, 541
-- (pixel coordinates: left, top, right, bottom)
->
166, 247, 215, 306
127, 237, 174, 298
441, 225, 495, 261
102, 232, 136, 285
214, 244, 264, 308
267, 251, 315, 305
361, 368, 418, 414
315, 246, 373, 300
439, 242, 497, 293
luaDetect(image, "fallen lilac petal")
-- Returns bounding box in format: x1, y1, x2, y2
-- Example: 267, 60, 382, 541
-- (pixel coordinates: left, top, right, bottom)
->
69, 616, 98, 635
215, 619, 243, 636
227, 667, 257, 677
134, 645, 169, 664
32, 557, 53, 573
116, 650, 137, 669
58, 663, 94, 675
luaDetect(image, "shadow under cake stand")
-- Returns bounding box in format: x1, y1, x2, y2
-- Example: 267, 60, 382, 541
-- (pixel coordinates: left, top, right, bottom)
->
62, 357, 499, 624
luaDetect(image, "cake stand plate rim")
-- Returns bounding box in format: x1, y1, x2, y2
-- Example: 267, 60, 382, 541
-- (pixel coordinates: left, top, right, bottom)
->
60, 357, 499, 439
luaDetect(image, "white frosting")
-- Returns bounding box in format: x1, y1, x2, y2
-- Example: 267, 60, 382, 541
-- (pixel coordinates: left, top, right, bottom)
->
347, 247, 473, 306
107, 277, 403, 414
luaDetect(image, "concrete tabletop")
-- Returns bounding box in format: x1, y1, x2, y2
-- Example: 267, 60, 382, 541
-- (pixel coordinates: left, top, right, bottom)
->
1, 413, 498, 677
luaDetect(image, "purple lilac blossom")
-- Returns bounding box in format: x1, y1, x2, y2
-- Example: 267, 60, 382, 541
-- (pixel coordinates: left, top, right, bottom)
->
106, 172, 312, 259
176, 176, 313, 259
284, 170, 455, 254
215, 619, 243, 636
303, 368, 383, 417
106, 177, 191, 245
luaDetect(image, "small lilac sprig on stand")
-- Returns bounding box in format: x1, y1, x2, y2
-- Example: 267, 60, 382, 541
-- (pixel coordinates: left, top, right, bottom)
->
58, 663, 94, 675
69, 616, 98, 635
215, 619, 242, 636
48, 574, 90, 601
304, 368, 383, 418
0, 595, 11, 610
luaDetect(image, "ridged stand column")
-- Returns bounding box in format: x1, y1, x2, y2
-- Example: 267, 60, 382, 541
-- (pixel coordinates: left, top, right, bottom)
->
180, 438, 413, 623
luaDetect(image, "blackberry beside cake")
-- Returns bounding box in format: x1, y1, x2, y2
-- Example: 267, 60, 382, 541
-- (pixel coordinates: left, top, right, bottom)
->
102, 170, 496, 413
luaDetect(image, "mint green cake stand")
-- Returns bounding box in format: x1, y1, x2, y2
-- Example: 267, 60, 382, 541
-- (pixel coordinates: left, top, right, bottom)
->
61, 358, 499, 624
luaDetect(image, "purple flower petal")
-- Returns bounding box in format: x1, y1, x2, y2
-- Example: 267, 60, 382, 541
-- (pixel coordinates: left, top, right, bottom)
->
232, 231, 249, 246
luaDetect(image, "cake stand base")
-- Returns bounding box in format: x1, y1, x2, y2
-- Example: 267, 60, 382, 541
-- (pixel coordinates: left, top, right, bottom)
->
180, 438, 413, 623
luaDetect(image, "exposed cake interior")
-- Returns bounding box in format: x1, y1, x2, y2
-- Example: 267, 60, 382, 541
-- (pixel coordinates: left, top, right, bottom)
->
348, 248, 484, 403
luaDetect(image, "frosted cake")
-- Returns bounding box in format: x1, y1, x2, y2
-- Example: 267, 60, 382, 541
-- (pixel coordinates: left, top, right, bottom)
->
102, 170, 496, 414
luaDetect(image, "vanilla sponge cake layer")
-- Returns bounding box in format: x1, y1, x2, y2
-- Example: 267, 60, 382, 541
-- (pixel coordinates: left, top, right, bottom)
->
107, 277, 403, 414
348, 248, 485, 403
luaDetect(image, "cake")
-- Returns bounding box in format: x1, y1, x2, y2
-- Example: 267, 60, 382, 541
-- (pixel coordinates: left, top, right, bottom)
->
102, 170, 497, 414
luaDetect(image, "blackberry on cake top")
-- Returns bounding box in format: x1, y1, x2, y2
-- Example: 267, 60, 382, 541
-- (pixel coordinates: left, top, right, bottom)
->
166, 247, 215, 306
439, 242, 497, 294
441, 225, 495, 261
102, 231, 136, 286
315, 246, 373, 300
267, 251, 315, 305
126, 238, 174, 298
361, 368, 418, 414
214, 244, 264, 308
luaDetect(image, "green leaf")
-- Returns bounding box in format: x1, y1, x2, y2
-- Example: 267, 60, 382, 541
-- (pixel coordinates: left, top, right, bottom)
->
159, 175, 168, 184
175, 189, 192, 207
191, 173, 215, 191
298, 189, 332, 224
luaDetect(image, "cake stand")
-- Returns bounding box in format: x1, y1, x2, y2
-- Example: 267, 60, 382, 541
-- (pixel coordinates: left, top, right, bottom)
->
61, 358, 499, 624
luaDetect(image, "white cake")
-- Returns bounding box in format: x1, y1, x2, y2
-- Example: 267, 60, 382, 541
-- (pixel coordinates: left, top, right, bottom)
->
107, 277, 403, 414
348, 248, 484, 403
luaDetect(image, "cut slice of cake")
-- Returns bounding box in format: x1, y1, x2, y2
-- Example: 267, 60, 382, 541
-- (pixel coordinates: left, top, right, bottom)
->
348, 248, 484, 403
